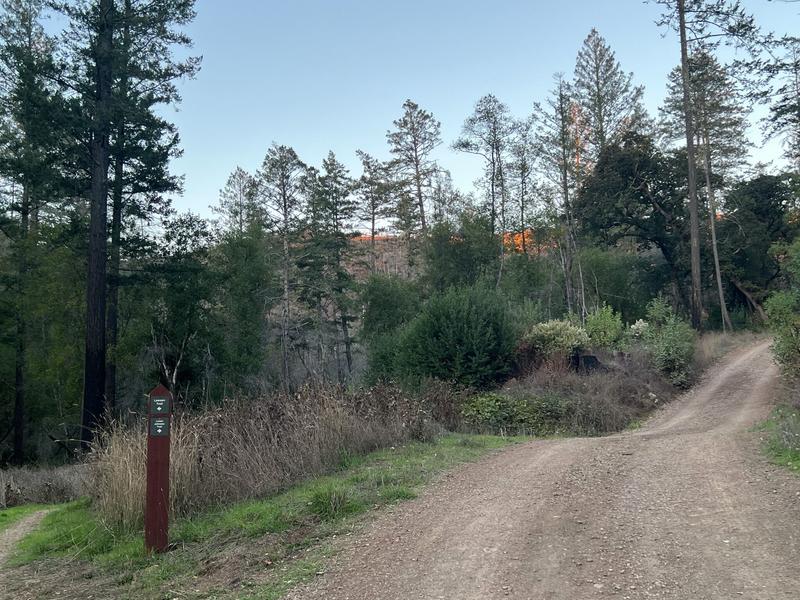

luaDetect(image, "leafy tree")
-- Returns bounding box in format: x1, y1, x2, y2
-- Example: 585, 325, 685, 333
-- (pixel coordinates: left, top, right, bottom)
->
577, 133, 692, 311
717, 174, 799, 318
423, 211, 499, 292
386, 99, 441, 237
360, 275, 422, 341
148, 212, 217, 398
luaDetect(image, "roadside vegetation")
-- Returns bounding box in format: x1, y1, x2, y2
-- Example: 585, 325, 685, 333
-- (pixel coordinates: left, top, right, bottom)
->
762, 238, 800, 474
3, 434, 520, 599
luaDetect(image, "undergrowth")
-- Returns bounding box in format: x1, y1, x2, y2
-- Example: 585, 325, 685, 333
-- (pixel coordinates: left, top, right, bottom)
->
5, 434, 521, 599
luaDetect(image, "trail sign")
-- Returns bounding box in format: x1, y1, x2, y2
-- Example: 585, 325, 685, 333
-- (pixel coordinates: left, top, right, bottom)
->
145, 384, 172, 554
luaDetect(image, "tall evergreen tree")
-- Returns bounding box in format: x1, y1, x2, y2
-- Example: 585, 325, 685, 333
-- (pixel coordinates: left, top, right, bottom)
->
213, 166, 261, 235
654, 0, 763, 328
0, 0, 62, 461
300, 152, 357, 381
534, 77, 586, 316
661, 51, 750, 330
509, 117, 536, 254
764, 37, 800, 170
573, 28, 648, 164
104, 0, 199, 410
355, 150, 394, 272
453, 94, 514, 238
256, 143, 305, 391
386, 99, 441, 237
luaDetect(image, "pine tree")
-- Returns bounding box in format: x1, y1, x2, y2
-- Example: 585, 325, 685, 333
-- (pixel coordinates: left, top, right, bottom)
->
213, 167, 262, 235
661, 51, 750, 331
534, 77, 586, 317
386, 99, 441, 237
653, 0, 762, 329
0, 0, 62, 462
355, 151, 395, 272
764, 37, 800, 170
509, 117, 537, 254
256, 143, 305, 391
573, 28, 648, 164
300, 152, 357, 382
105, 0, 199, 410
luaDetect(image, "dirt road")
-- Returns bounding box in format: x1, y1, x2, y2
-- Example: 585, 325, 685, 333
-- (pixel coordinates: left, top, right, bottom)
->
0, 510, 48, 566
290, 341, 800, 599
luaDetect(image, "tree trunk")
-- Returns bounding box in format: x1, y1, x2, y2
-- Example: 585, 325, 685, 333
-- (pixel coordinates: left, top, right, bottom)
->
106, 0, 130, 412
340, 312, 353, 376
12, 188, 30, 465
281, 230, 291, 392
519, 170, 527, 254
702, 133, 733, 332
413, 146, 427, 237
731, 278, 768, 324
678, 0, 704, 330
81, 0, 114, 448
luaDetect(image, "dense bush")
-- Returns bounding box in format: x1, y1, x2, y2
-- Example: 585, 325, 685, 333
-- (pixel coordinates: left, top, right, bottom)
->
519, 320, 589, 368
585, 304, 623, 348
766, 291, 800, 377
642, 298, 696, 387
460, 392, 566, 434
390, 287, 516, 388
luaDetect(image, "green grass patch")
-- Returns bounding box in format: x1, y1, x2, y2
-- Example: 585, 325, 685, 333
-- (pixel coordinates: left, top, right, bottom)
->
759, 404, 800, 473
0, 503, 46, 535
8, 433, 522, 599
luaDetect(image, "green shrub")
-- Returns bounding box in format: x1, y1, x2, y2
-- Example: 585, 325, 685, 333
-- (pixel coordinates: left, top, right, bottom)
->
585, 305, 623, 348
521, 320, 589, 363
460, 393, 515, 430
645, 296, 674, 327
642, 299, 695, 387
460, 392, 567, 434
393, 287, 516, 388
766, 291, 800, 378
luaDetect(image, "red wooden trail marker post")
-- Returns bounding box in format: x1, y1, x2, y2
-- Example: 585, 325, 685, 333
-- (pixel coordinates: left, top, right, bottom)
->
145, 384, 172, 553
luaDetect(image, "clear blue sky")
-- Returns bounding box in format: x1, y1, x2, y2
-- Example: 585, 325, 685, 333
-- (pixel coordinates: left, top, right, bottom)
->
166, 0, 799, 217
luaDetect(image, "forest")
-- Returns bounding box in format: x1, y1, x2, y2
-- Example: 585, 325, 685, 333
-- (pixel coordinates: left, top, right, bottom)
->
0, 0, 799, 473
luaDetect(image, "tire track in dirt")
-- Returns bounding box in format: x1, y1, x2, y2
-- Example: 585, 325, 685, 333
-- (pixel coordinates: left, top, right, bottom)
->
0, 510, 48, 567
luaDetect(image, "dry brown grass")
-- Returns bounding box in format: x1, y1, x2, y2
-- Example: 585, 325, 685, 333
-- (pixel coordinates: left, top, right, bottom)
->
0, 464, 87, 509
503, 349, 678, 435
692, 330, 765, 375
88, 384, 434, 531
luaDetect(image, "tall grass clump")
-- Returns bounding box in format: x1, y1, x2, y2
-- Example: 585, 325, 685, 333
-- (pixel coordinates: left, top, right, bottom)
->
88, 385, 433, 531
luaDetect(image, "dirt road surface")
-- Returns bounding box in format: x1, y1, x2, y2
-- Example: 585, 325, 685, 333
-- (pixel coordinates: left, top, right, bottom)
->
289, 341, 800, 600
0, 510, 48, 566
